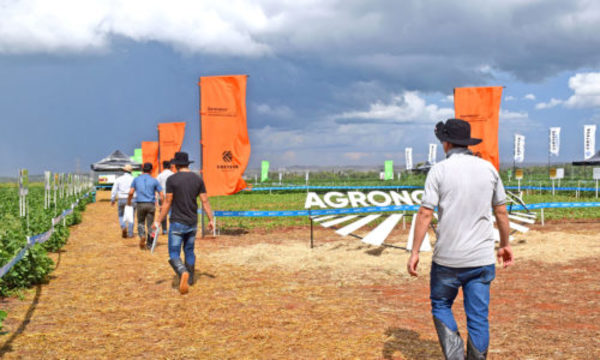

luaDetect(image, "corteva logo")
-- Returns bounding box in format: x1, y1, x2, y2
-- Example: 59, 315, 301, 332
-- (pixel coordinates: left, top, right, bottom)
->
304, 190, 535, 251
222, 150, 233, 163
217, 150, 239, 170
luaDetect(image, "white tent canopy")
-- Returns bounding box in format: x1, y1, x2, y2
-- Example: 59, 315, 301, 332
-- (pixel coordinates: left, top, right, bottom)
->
90, 150, 142, 172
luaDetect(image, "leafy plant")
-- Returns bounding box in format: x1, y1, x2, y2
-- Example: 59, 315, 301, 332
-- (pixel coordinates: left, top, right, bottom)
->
0, 309, 7, 331
0, 183, 93, 296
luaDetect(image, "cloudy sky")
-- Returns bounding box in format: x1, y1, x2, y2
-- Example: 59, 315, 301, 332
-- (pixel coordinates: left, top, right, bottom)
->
1, 0, 600, 175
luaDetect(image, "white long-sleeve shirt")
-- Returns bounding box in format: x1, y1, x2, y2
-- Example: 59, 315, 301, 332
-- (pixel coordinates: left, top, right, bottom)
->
111, 173, 134, 201
156, 169, 174, 195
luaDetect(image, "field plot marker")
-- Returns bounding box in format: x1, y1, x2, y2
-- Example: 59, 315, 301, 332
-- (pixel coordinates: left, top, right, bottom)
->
406, 213, 432, 252
508, 214, 535, 224
336, 214, 381, 236
312, 215, 337, 222
320, 215, 358, 228
361, 214, 403, 246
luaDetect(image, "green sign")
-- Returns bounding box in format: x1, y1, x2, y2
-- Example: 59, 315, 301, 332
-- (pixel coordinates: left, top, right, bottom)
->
261, 160, 270, 182
132, 148, 143, 178
384, 160, 393, 180
22, 169, 29, 188
134, 148, 143, 162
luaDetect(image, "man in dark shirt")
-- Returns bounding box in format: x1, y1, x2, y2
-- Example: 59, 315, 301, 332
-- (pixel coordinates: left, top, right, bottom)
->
153, 152, 214, 295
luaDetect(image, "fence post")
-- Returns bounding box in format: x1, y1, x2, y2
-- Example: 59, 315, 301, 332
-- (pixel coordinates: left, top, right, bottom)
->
541, 208, 545, 226
310, 217, 314, 249
213, 216, 217, 237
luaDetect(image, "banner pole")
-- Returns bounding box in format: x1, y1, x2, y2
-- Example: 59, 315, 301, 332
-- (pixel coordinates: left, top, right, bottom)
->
199, 78, 206, 238
157, 126, 161, 173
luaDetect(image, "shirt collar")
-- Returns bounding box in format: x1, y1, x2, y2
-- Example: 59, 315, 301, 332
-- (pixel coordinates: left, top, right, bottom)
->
446, 147, 473, 158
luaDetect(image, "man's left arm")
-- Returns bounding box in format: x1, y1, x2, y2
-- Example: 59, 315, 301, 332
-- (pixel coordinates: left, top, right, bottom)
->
110, 179, 118, 205
492, 172, 513, 268
199, 193, 214, 232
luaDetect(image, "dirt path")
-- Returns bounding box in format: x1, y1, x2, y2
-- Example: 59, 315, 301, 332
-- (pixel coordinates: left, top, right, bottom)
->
0, 192, 598, 359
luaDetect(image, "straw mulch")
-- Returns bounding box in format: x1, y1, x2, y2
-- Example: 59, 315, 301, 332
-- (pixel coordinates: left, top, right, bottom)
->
0, 191, 598, 359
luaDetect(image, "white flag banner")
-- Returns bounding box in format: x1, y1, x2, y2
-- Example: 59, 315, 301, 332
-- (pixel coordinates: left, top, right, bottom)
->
405, 147, 413, 170
549, 127, 561, 156
514, 134, 525, 163
428, 144, 437, 164
44, 171, 51, 191
584, 125, 596, 160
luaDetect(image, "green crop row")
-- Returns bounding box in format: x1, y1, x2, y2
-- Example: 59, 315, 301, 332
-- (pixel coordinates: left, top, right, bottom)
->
0, 185, 93, 297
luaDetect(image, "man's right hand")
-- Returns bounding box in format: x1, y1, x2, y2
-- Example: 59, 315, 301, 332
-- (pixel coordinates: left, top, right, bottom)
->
407, 253, 420, 277
206, 219, 215, 232
497, 245, 514, 268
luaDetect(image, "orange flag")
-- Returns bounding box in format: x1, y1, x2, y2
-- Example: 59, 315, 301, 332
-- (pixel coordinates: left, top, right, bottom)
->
199, 75, 250, 196
141, 141, 159, 178
454, 86, 503, 170
158, 122, 186, 171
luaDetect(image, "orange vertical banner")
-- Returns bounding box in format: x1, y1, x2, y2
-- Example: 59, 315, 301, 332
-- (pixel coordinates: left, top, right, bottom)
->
454, 86, 503, 170
158, 122, 186, 171
199, 75, 250, 196
141, 141, 159, 178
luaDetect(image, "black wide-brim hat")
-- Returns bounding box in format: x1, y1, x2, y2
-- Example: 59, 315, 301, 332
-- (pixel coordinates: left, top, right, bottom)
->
171, 151, 194, 165
435, 118, 482, 146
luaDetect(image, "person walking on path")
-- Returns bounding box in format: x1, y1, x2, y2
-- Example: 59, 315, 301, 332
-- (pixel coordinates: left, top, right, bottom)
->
156, 160, 175, 235
110, 164, 135, 238
407, 118, 513, 360
127, 162, 163, 250
153, 152, 214, 295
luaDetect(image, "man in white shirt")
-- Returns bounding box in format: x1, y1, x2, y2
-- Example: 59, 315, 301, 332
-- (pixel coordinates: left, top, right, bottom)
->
156, 160, 175, 234
408, 119, 513, 360
111, 165, 135, 238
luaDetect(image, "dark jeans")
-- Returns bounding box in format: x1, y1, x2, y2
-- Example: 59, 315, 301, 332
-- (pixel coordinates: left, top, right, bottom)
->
136, 202, 155, 239
430, 262, 496, 353
168, 222, 197, 266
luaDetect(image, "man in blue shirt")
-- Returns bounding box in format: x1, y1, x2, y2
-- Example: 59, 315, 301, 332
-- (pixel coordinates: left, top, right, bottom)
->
128, 163, 163, 249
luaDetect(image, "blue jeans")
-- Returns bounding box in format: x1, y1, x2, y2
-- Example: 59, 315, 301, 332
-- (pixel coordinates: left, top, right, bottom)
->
168, 222, 197, 265
117, 199, 134, 236
430, 262, 495, 353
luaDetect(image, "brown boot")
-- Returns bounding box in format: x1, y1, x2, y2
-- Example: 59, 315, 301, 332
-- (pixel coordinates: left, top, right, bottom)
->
168, 259, 190, 295
139, 237, 146, 249
122, 228, 127, 238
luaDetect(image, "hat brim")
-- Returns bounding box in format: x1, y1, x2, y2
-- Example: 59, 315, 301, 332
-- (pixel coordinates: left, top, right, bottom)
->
435, 132, 482, 146
170, 160, 194, 165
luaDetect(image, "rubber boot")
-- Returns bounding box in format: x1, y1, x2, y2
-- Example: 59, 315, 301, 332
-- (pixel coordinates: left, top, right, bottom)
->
168, 258, 190, 294
433, 316, 465, 360
185, 262, 194, 286
466, 335, 487, 360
